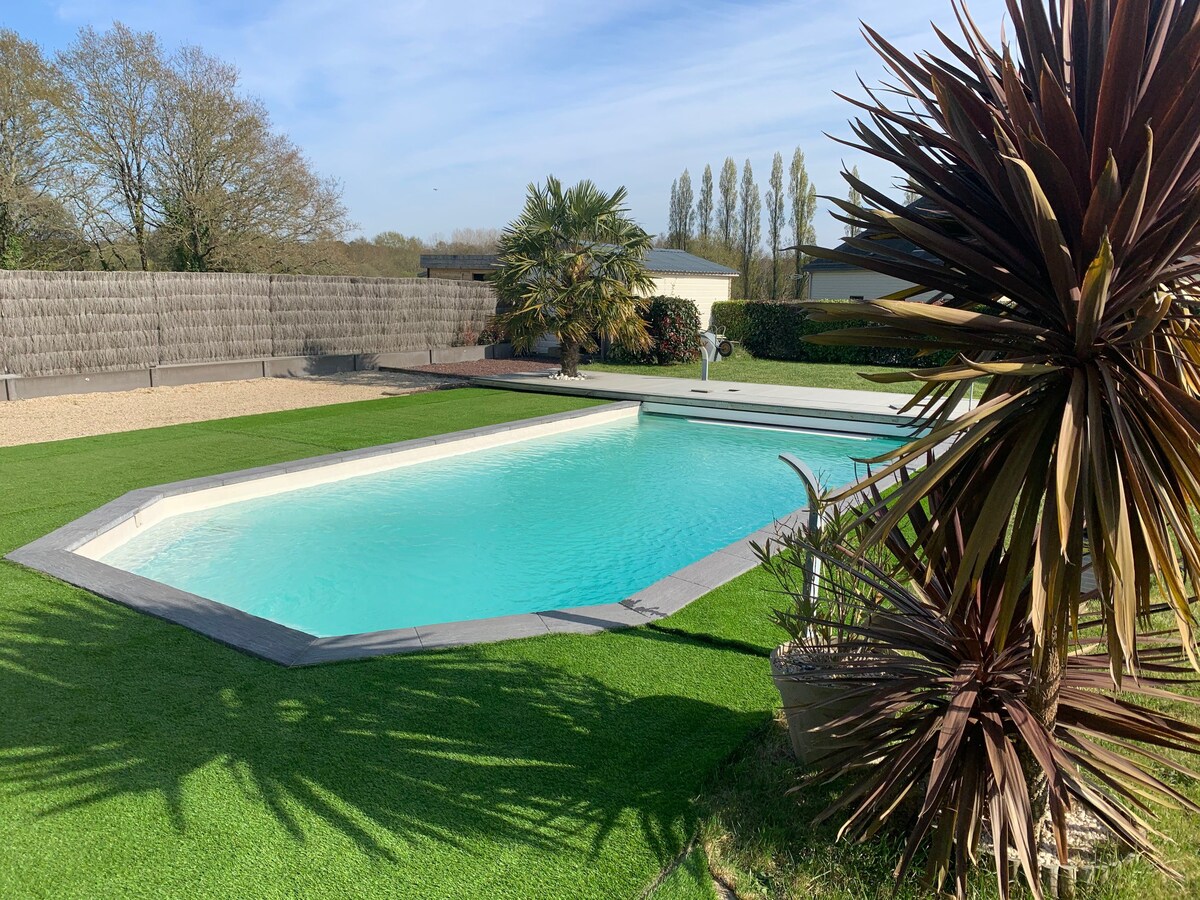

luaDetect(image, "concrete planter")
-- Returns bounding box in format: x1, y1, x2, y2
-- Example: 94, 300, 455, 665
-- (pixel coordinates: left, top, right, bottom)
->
770, 642, 862, 766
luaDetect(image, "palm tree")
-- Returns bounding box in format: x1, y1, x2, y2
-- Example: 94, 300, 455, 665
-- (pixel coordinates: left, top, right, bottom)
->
492, 176, 654, 377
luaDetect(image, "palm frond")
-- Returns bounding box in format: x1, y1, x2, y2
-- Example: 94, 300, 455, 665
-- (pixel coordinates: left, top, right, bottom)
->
802, 0, 1200, 678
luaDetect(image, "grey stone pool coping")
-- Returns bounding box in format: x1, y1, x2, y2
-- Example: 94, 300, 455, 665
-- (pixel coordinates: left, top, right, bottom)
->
4, 399, 887, 666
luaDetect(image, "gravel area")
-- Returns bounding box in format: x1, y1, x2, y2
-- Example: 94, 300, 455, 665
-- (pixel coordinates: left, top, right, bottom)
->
0, 371, 456, 447
399, 358, 560, 377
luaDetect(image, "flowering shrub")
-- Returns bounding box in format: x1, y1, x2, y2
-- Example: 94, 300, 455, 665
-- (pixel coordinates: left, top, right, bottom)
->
611, 295, 700, 364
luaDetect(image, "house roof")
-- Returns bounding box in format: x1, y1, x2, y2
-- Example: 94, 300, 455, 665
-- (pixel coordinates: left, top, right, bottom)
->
421, 249, 737, 277
804, 235, 938, 272
641, 248, 738, 276
419, 254, 498, 270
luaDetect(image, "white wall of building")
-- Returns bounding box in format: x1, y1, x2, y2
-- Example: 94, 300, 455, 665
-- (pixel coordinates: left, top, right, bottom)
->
808, 269, 931, 300
647, 274, 734, 328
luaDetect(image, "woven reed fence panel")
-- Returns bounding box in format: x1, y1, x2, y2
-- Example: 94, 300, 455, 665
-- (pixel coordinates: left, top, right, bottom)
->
0, 271, 160, 376
0, 271, 497, 376
156, 272, 273, 364
269, 276, 495, 357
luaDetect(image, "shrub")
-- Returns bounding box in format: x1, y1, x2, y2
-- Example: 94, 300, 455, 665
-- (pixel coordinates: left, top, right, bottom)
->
712, 300, 951, 367
611, 295, 700, 364
711, 300, 749, 344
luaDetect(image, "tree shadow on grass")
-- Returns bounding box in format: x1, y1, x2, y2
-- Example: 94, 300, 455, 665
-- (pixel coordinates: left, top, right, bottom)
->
0, 585, 765, 888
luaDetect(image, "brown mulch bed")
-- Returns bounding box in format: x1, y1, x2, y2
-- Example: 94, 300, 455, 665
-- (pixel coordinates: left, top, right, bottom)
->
400, 358, 559, 378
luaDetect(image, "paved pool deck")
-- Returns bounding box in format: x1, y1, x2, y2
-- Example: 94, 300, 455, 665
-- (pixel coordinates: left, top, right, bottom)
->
470, 370, 948, 431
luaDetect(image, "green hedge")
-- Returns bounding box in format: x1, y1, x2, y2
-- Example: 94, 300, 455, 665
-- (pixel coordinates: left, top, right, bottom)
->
710, 300, 951, 367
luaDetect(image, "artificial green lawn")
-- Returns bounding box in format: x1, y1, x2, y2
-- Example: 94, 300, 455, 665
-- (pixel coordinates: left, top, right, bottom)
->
584, 353, 925, 394
0, 387, 787, 899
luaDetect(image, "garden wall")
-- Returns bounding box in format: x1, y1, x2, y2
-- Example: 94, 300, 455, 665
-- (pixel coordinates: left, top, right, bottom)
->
0, 270, 498, 378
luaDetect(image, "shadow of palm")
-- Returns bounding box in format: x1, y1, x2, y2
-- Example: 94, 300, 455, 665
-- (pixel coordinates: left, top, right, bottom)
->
0, 591, 761, 873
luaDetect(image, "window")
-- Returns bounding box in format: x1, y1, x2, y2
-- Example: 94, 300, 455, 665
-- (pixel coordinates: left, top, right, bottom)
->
849, 295, 865, 301
472, 273, 489, 282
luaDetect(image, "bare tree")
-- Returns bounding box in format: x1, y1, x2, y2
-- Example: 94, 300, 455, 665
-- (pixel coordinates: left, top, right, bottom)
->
696, 163, 713, 241
716, 156, 738, 249
57, 24, 163, 270
0, 30, 81, 269
788, 146, 817, 299
737, 159, 761, 300
766, 151, 785, 299
424, 227, 502, 254
150, 44, 351, 272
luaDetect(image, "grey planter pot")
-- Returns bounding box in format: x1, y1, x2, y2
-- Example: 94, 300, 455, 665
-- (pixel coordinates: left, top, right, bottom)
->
770, 642, 861, 767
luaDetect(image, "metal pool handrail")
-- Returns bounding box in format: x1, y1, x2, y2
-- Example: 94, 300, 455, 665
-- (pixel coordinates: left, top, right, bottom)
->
778, 452, 822, 613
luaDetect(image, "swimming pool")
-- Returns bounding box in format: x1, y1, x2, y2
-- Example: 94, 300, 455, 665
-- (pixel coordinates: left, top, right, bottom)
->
94, 408, 900, 638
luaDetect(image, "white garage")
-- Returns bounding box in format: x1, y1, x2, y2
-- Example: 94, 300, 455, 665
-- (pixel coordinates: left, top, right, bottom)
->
805, 236, 937, 301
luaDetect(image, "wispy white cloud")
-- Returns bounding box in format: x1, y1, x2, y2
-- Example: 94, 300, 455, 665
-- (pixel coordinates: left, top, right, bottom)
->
17, 0, 1008, 245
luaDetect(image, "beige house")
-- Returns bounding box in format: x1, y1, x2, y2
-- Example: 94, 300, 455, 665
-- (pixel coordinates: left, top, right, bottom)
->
421, 249, 737, 328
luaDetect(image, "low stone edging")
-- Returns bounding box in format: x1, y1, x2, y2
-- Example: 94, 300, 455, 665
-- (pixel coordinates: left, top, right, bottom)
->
1, 344, 513, 401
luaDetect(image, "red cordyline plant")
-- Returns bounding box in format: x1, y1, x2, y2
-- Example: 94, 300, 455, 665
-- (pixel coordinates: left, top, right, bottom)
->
802, 0, 1200, 755
789, 481, 1200, 898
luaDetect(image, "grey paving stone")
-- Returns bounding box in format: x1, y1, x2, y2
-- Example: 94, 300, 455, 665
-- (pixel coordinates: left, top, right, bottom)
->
416, 613, 549, 649
295, 628, 423, 665
669, 550, 759, 590
538, 604, 652, 634
98, 571, 315, 664
622, 575, 707, 618
720, 530, 777, 562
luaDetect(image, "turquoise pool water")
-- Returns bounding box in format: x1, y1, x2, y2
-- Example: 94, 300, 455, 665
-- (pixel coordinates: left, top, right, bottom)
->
102, 413, 901, 636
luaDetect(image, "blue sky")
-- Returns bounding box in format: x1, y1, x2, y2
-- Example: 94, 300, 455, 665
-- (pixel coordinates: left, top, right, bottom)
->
5, 1, 1007, 247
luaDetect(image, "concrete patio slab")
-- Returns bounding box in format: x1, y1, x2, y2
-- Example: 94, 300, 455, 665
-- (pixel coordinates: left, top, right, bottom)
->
468, 370, 944, 437
622, 575, 713, 619
416, 613, 550, 649
538, 604, 652, 634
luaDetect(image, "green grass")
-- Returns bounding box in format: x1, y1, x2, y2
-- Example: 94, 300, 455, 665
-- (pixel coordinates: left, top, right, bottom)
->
688, 716, 1200, 900
4, 386, 1197, 899
584, 353, 924, 394
0, 387, 788, 899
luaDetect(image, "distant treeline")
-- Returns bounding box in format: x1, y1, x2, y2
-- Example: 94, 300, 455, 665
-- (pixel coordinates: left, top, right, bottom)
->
664, 149, 818, 301
664, 151, 879, 301
0, 22, 502, 278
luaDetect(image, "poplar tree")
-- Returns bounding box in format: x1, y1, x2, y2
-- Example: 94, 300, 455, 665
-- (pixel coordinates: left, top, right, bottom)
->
676, 168, 693, 250
695, 163, 713, 240
737, 159, 761, 299
716, 156, 737, 248
766, 151, 785, 299
787, 146, 816, 299
844, 164, 863, 238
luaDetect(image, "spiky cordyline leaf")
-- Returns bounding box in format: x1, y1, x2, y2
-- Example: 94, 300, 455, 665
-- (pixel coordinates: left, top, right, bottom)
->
772, 488, 1200, 899
802, 1, 1200, 681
